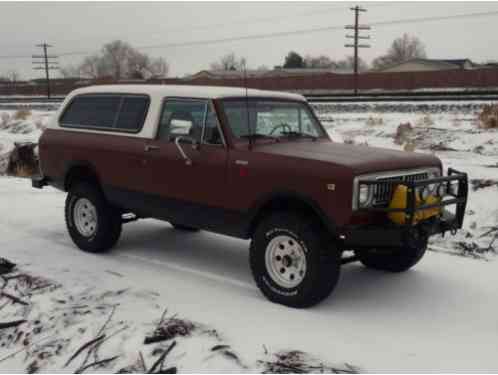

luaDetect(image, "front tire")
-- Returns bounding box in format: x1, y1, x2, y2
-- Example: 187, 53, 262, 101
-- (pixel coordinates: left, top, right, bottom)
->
250, 212, 341, 308
357, 233, 428, 272
65, 182, 122, 253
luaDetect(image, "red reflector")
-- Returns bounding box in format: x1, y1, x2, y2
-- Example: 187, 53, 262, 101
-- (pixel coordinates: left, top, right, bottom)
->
239, 167, 248, 177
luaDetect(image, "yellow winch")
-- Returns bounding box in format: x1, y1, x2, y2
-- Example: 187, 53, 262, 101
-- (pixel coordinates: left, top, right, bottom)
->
388, 185, 441, 225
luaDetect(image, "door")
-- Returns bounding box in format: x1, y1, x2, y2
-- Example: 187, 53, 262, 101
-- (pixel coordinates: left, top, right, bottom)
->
142, 99, 229, 227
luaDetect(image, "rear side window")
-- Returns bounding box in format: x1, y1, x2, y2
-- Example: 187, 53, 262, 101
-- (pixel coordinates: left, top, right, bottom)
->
60, 94, 149, 133
115, 96, 149, 131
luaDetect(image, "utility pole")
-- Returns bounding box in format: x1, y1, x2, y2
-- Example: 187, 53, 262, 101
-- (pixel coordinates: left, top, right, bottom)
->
33, 43, 58, 98
345, 6, 371, 95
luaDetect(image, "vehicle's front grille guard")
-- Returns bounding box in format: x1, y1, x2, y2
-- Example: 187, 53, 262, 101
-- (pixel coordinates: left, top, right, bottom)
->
357, 168, 468, 231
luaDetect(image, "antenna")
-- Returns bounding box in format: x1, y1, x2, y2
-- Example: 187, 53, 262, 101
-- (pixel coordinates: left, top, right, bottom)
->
243, 61, 252, 150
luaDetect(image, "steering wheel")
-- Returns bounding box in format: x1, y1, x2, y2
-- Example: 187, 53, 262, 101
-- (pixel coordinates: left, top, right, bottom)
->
269, 123, 292, 136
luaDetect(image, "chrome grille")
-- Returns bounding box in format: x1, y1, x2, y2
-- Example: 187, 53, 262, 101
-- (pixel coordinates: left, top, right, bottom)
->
374, 172, 428, 206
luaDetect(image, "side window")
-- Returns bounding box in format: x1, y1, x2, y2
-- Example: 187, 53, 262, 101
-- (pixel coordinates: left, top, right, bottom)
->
115, 96, 149, 131
203, 103, 223, 145
60, 95, 121, 129
158, 100, 207, 142
60, 94, 149, 132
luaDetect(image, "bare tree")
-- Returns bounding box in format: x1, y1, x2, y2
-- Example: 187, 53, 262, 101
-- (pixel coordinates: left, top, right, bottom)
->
335, 56, 368, 72
304, 55, 335, 69
372, 33, 426, 70
6, 70, 21, 83
79, 54, 107, 79
303, 55, 368, 71
75, 40, 169, 80
59, 64, 80, 78
210, 52, 247, 71
147, 57, 169, 78
101, 40, 132, 80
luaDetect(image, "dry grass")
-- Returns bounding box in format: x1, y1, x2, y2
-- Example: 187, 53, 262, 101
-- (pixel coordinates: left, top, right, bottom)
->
478, 104, 498, 129
365, 116, 384, 127
416, 114, 435, 127
11, 164, 37, 177
13, 108, 32, 120
403, 140, 416, 152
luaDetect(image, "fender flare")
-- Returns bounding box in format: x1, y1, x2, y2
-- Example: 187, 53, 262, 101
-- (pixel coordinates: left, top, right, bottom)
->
63, 160, 101, 191
246, 190, 337, 238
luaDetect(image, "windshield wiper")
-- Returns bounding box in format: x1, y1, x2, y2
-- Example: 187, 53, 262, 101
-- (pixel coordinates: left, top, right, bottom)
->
280, 131, 317, 141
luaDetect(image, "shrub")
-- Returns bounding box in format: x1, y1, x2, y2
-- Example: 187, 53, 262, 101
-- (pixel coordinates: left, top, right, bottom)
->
478, 104, 498, 129
394, 122, 413, 145
0, 112, 10, 128
34, 118, 46, 130
13, 108, 32, 120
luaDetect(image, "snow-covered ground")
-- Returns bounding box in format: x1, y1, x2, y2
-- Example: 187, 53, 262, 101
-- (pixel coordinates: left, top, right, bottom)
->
1, 103, 498, 372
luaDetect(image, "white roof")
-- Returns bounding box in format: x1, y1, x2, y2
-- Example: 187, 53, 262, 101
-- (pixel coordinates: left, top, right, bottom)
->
70, 84, 306, 101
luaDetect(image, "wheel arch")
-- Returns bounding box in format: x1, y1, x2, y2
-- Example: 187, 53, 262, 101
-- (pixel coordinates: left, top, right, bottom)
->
63, 161, 101, 192
247, 191, 337, 239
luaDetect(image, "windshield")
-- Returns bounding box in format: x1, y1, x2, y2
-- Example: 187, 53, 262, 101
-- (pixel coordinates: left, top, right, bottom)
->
220, 100, 325, 139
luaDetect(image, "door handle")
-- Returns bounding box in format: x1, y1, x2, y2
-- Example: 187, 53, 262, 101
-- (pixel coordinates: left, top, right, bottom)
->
144, 145, 160, 152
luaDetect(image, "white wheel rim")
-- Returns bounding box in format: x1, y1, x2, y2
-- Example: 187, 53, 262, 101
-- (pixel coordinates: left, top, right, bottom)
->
265, 235, 307, 288
73, 198, 98, 237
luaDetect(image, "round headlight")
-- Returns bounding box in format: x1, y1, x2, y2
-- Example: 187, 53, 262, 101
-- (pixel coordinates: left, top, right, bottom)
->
436, 183, 447, 197
358, 184, 372, 207
448, 181, 459, 196
419, 185, 431, 200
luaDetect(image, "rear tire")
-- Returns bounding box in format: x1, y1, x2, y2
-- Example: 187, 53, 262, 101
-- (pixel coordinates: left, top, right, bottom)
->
170, 223, 200, 232
357, 233, 428, 272
65, 182, 122, 253
250, 212, 341, 308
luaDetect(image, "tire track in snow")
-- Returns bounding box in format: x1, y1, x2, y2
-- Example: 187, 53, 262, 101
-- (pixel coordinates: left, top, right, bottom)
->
117, 253, 257, 292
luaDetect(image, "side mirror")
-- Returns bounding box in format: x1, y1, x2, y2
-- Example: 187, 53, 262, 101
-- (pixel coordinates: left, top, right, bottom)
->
170, 118, 193, 135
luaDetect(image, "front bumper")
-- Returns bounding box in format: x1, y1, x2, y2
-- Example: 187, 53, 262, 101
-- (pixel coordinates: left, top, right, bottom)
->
341, 168, 468, 248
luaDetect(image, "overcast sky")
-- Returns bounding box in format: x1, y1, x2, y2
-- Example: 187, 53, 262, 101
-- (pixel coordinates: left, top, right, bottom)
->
1, 1, 498, 79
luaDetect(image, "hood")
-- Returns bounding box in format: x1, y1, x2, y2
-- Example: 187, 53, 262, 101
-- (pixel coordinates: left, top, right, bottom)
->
255, 140, 441, 175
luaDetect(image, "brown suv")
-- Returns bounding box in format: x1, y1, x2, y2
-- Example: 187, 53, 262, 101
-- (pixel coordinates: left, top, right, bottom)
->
33, 85, 468, 307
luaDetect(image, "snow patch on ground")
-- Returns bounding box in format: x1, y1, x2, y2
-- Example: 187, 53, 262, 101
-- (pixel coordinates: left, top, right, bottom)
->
1, 102, 498, 372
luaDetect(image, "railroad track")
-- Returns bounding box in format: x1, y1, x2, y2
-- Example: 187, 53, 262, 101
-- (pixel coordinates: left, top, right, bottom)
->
1, 90, 498, 105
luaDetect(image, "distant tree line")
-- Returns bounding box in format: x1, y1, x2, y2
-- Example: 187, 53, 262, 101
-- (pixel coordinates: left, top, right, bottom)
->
206, 33, 427, 73
5, 33, 497, 83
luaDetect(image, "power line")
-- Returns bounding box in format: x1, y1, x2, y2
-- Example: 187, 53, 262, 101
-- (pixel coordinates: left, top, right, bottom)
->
1, 9, 498, 61
0, 3, 388, 53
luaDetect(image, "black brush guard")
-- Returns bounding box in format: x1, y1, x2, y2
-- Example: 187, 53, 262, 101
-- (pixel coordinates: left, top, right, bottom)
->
341, 168, 468, 249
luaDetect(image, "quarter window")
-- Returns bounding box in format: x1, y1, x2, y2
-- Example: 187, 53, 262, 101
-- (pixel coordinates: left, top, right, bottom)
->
61, 95, 121, 129
115, 96, 149, 131
60, 94, 149, 132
